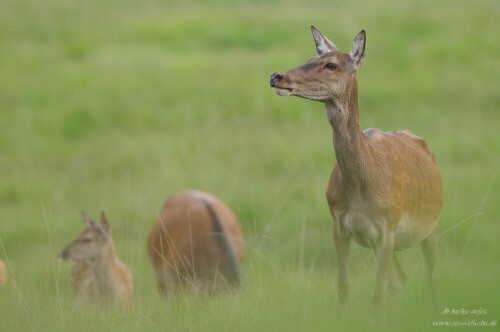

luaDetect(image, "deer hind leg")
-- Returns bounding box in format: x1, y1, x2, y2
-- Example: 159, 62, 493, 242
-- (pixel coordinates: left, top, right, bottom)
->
372, 230, 395, 315
389, 253, 407, 302
421, 227, 439, 304
156, 266, 184, 297
333, 216, 351, 310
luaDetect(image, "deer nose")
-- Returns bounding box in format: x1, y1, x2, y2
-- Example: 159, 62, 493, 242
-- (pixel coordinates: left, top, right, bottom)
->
270, 72, 283, 87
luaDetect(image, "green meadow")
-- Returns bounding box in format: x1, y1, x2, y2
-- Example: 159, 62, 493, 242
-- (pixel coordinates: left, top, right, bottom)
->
0, 0, 499, 330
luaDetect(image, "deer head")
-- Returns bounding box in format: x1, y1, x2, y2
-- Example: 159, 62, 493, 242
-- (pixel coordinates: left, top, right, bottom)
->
59, 211, 112, 261
270, 26, 366, 103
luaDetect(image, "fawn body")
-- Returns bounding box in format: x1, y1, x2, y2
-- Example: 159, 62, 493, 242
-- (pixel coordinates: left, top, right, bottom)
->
59, 211, 133, 303
147, 190, 244, 294
270, 26, 443, 312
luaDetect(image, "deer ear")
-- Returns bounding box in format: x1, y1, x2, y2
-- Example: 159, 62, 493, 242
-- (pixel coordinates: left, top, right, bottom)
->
350, 30, 366, 70
80, 211, 96, 228
99, 211, 110, 233
311, 25, 338, 55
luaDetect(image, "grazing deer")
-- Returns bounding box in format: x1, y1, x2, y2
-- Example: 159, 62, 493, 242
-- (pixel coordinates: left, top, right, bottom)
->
147, 190, 244, 295
270, 26, 443, 312
0, 260, 7, 286
59, 211, 133, 303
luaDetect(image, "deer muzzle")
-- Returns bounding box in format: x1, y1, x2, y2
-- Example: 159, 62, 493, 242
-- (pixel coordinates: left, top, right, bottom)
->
270, 72, 294, 96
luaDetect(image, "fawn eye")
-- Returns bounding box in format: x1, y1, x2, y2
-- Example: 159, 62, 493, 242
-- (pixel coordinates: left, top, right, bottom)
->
325, 63, 337, 70
82, 238, 92, 243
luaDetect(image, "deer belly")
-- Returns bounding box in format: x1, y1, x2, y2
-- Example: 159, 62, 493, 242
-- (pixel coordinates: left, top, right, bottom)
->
394, 213, 435, 251
342, 212, 435, 250
343, 212, 379, 248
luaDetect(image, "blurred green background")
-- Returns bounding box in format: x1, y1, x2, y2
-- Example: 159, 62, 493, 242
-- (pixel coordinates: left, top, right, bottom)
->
0, 0, 499, 331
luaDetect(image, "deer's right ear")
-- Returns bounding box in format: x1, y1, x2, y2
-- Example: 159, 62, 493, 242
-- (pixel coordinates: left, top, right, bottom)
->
350, 30, 366, 70
80, 211, 96, 228
311, 25, 338, 55
99, 211, 110, 234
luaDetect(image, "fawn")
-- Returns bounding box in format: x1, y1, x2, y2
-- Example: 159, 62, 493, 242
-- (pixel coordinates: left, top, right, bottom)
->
59, 211, 133, 303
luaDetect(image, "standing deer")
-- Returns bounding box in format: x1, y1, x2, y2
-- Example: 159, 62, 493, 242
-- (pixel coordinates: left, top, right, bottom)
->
59, 211, 133, 303
147, 190, 244, 295
0, 260, 7, 286
270, 26, 443, 312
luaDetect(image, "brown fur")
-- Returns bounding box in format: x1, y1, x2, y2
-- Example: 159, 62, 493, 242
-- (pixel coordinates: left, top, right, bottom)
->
0, 260, 7, 286
326, 126, 443, 249
271, 26, 443, 313
147, 190, 244, 294
59, 212, 133, 303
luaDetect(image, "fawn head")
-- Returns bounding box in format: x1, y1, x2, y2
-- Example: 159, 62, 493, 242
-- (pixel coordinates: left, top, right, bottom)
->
59, 211, 112, 261
270, 26, 366, 102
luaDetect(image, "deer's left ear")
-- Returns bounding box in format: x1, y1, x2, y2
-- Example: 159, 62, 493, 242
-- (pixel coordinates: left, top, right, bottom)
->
350, 30, 366, 70
99, 211, 110, 233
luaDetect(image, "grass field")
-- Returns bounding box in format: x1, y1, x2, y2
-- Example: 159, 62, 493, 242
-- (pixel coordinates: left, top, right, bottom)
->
0, 0, 499, 330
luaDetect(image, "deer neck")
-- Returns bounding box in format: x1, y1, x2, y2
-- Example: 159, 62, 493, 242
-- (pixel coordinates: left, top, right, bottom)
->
325, 74, 371, 197
91, 241, 118, 298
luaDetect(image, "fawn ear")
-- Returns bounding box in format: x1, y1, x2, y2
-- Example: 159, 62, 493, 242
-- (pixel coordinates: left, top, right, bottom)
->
311, 25, 338, 55
80, 211, 96, 228
350, 30, 366, 70
99, 211, 110, 233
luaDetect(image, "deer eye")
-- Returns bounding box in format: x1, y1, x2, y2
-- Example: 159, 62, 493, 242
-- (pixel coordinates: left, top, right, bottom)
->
325, 63, 337, 70
82, 238, 92, 243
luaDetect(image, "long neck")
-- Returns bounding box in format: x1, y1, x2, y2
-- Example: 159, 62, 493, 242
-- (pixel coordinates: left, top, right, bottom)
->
325, 74, 371, 196
91, 241, 118, 298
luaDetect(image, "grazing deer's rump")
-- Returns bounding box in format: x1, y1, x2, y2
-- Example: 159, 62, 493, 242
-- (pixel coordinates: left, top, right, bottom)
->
0, 260, 7, 286
147, 190, 244, 294
270, 26, 443, 314
59, 211, 133, 303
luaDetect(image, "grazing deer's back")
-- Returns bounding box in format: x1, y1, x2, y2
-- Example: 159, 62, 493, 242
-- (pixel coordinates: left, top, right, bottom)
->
147, 190, 244, 286
147, 193, 212, 274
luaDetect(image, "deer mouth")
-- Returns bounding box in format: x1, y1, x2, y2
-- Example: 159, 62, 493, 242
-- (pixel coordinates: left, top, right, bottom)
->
273, 87, 294, 96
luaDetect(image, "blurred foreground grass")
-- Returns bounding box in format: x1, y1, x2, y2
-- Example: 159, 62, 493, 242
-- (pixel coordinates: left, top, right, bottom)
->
0, 0, 499, 331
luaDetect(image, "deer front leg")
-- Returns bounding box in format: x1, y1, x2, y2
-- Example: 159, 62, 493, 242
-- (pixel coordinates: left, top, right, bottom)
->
388, 253, 407, 303
333, 217, 351, 310
372, 229, 395, 315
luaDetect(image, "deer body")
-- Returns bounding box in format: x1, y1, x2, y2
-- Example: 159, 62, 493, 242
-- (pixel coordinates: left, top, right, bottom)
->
270, 26, 442, 312
0, 260, 7, 286
147, 190, 244, 294
327, 123, 443, 251
59, 212, 133, 303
